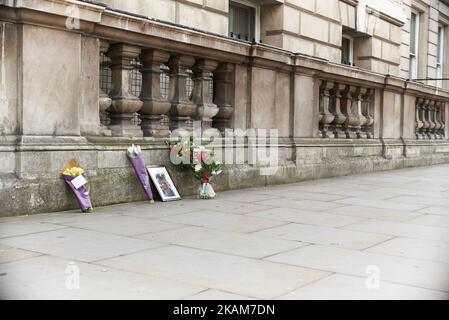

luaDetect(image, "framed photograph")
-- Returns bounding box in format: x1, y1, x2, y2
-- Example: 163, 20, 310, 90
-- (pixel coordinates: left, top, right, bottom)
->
147, 166, 181, 202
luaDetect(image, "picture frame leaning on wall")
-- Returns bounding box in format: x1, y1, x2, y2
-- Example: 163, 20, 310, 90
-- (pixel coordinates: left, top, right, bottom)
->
147, 166, 182, 202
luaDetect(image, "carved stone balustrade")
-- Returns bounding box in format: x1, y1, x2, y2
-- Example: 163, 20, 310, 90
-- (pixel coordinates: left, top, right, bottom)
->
329, 83, 346, 139
107, 44, 143, 137
415, 97, 446, 140
318, 80, 335, 138
361, 89, 374, 139
139, 49, 171, 137
168, 55, 197, 132
213, 63, 235, 132
191, 59, 219, 132
319, 81, 374, 139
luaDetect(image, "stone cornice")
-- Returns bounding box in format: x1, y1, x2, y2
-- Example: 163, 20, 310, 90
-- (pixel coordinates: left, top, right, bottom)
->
405, 81, 449, 100
341, 0, 359, 7
366, 5, 405, 27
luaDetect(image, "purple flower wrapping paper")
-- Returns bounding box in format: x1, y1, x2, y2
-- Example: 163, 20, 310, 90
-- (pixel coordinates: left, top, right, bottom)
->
128, 154, 154, 201
62, 174, 93, 212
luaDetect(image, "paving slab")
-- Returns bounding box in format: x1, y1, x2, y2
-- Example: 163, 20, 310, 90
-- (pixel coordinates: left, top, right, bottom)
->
0, 228, 165, 263
97, 245, 330, 299
328, 205, 423, 222
186, 289, 255, 300
342, 220, 449, 243
174, 199, 276, 215
333, 197, 427, 212
247, 207, 365, 228
160, 211, 287, 233
405, 215, 449, 228
138, 226, 305, 259
0, 220, 67, 239
253, 223, 393, 250
265, 245, 449, 292
277, 274, 449, 300
366, 237, 449, 264
254, 199, 345, 212
61, 215, 184, 236
417, 206, 449, 216
0, 255, 205, 300
0, 244, 42, 264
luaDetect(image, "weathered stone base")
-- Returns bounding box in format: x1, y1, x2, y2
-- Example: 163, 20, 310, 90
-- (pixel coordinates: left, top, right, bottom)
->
1, 137, 449, 217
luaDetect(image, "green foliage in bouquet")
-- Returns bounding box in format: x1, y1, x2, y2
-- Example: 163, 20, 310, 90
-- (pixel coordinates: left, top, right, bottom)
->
169, 136, 223, 183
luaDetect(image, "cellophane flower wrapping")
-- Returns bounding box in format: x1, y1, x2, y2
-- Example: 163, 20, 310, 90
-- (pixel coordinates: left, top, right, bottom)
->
62, 173, 93, 213
169, 137, 223, 199
127, 145, 154, 201
198, 182, 216, 200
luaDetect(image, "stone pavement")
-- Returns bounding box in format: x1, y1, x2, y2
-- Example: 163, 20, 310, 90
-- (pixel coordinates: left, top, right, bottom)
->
1, 164, 449, 300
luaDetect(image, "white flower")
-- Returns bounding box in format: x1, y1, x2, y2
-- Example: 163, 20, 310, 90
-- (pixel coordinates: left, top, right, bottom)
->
195, 164, 202, 172
212, 170, 222, 176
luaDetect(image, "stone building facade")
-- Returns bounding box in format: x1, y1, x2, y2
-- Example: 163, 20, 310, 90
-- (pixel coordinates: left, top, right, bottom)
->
0, 0, 449, 215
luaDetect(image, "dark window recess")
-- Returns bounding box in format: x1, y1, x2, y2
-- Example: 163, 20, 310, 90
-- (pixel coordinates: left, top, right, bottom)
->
229, 1, 255, 42
341, 37, 353, 66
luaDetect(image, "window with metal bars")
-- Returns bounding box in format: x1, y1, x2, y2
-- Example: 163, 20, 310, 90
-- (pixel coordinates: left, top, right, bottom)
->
129, 59, 142, 126
186, 69, 194, 99
160, 64, 170, 100
100, 53, 112, 126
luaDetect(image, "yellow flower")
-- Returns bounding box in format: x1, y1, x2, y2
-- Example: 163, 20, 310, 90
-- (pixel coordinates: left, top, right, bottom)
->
63, 166, 85, 176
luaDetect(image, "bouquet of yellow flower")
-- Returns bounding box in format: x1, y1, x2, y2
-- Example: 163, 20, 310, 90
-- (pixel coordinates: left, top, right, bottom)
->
62, 160, 93, 213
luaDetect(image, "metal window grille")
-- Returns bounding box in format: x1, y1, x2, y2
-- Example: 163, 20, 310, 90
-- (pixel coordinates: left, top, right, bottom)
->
160, 64, 170, 100
186, 69, 194, 99
100, 53, 112, 94
100, 53, 112, 126
129, 59, 142, 126
210, 75, 214, 103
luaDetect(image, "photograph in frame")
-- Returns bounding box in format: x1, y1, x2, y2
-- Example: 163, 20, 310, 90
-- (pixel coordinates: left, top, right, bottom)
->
147, 166, 181, 202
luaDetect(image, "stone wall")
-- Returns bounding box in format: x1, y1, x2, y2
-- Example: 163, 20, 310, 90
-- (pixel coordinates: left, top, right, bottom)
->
1, 0, 449, 216
100, 0, 229, 35
261, 0, 344, 62
400, 0, 449, 89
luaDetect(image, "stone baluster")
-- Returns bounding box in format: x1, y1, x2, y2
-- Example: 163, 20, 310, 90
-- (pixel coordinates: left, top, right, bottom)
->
437, 101, 446, 139
361, 89, 374, 139
138, 49, 171, 137
191, 59, 219, 132
213, 63, 235, 132
421, 99, 431, 139
99, 40, 112, 135
319, 80, 335, 138
341, 85, 358, 139
439, 102, 446, 139
107, 44, 143, 137
329, 83, 347, 139
168, 55, 197, 132
434, 101, 443, 139
428, 100, 437, 139
416, 98, 424, 139
415, 98, 424, 139
353, 87, 367, 139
